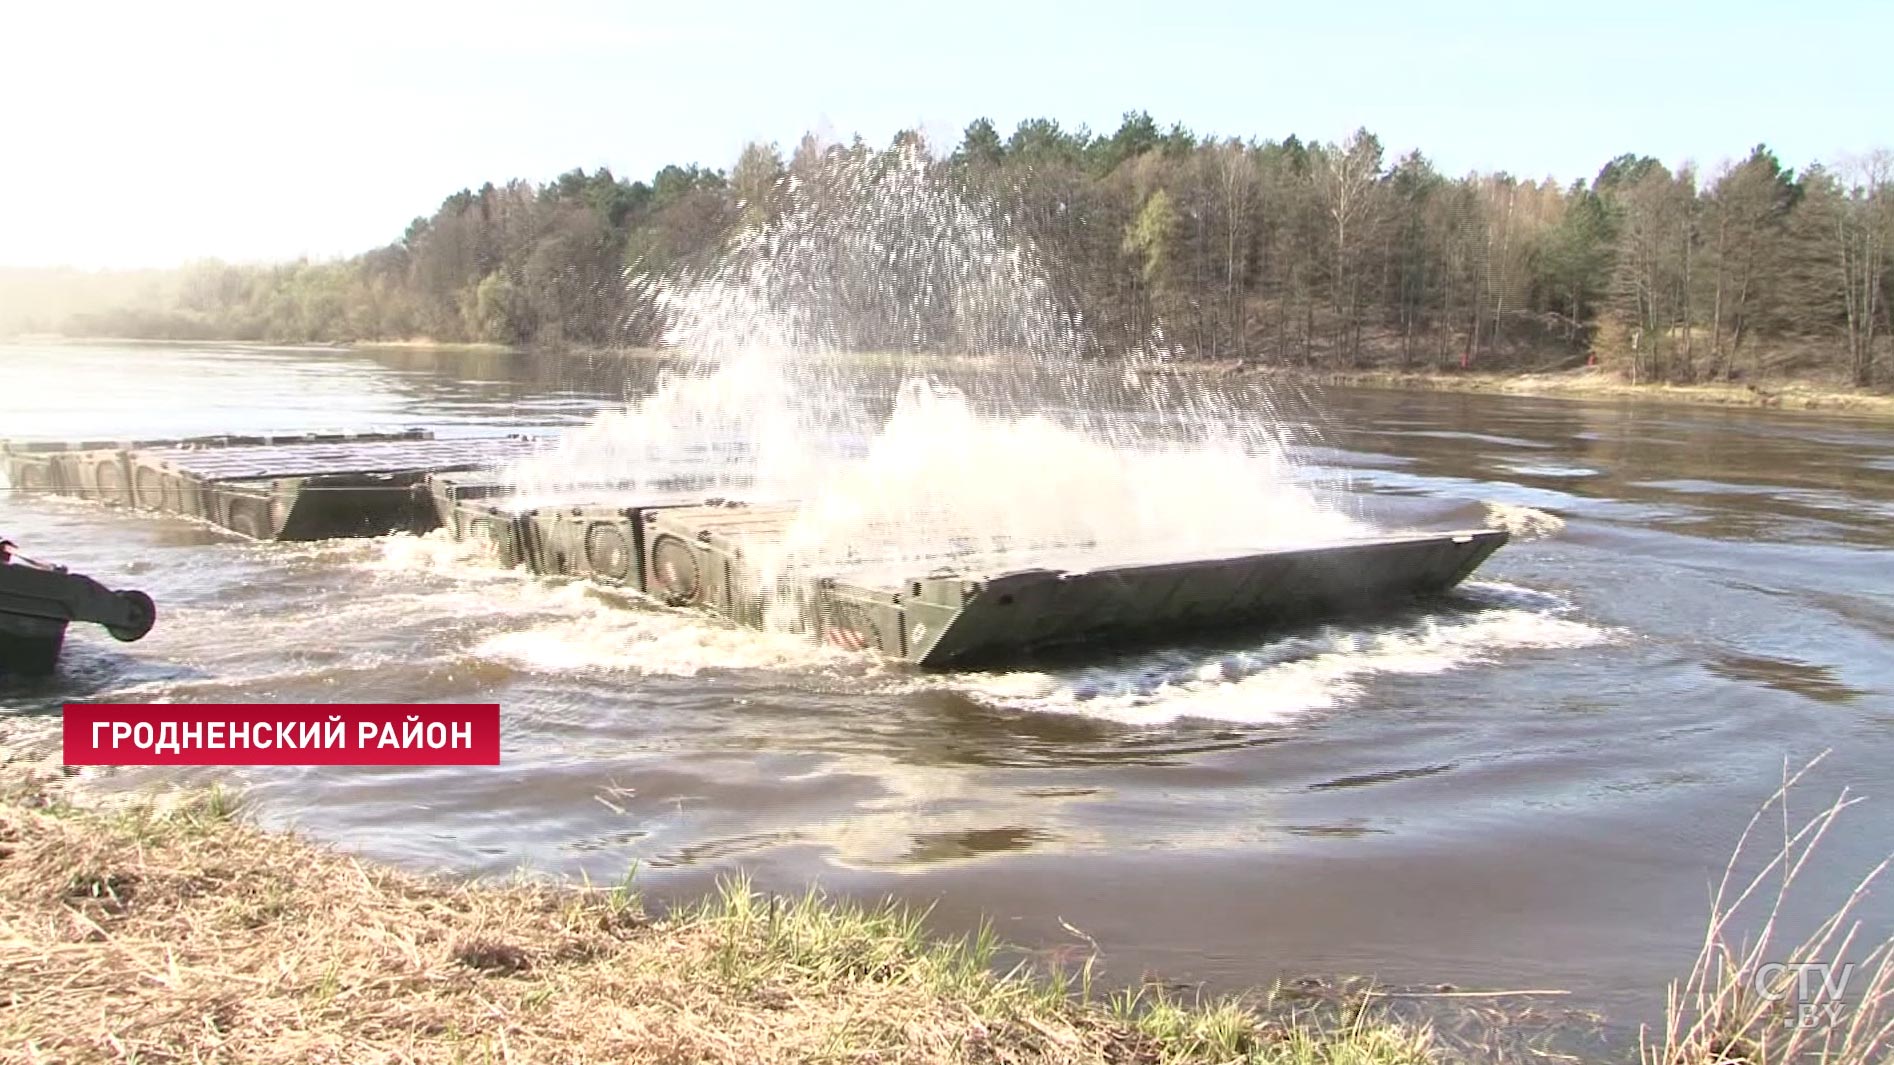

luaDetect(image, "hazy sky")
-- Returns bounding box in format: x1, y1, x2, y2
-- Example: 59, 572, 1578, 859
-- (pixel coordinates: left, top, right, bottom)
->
4, 0, 1887, 269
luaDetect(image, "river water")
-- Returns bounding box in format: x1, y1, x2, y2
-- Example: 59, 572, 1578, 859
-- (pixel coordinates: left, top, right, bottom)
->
3, 341, 1891, 1040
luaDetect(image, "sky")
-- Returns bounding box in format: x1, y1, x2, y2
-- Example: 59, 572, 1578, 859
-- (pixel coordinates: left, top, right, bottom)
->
3, 0, 1888, 269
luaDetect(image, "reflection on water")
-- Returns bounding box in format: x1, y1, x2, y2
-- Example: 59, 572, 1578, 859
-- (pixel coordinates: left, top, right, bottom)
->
2, 342, 1892, 1040
902, 826, 1053, 865
1282, 819, 1386, 838
1308, 763, 1459, 791
1703, 652, 1867, 704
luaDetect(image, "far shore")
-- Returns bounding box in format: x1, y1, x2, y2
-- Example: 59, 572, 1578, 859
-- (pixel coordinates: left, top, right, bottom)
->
1222, 364, 1894, 420
11, 333, 1893, 421
4, 334, 519, 357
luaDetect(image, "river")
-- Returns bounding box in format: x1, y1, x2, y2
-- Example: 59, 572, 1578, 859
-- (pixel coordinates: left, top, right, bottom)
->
3, 340, 1890, 1044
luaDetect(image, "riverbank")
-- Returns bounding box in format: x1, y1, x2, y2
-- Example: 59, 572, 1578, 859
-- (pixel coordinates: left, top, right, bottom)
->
0, 736, 1453, 1064
1223, 365, 1894, 420
10, 743, 1886, 1065
533, 346, 1894, 421
13, 334, 1893, 421
5, 700, 1889, 1065
349, 339, 519, 356
5, 335, 519, 357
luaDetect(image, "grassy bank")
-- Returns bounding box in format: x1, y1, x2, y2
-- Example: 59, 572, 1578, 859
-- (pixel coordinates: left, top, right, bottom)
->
4, 728, 1890, 1063
0, 752, 1445, 1064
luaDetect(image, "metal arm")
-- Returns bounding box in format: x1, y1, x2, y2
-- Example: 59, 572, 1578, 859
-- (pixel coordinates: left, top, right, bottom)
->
0, 562, 156, 641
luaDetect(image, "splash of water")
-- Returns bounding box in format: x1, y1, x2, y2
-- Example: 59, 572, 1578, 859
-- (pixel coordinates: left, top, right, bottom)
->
1483, 502, 1566, 540
505, 138, 1361, 625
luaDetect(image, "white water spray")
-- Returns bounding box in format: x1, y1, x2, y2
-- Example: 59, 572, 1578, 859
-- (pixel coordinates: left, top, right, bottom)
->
505, 139, 1364, 627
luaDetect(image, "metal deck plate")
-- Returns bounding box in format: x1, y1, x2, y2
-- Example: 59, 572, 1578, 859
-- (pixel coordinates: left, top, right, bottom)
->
143, 436, 542, 482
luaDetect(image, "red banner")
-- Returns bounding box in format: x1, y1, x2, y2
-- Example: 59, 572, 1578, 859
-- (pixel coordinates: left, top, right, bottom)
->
62, 703, 501, 766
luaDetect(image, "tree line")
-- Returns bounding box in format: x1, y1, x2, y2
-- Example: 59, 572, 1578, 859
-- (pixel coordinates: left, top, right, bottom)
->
9, 114, 1890, 387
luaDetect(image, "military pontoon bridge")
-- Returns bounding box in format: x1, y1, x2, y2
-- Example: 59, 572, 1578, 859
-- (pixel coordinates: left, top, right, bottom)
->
3, 431, 1508, 668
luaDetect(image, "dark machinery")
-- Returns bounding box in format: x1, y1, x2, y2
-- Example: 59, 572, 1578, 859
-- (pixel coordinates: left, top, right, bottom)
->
0, 546, 155, 676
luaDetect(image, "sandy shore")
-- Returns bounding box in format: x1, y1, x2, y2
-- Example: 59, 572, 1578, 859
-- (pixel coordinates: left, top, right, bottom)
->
1222, 365, 1894, 420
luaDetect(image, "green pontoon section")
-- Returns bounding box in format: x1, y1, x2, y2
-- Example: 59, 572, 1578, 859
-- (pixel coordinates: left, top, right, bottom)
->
627, 502, 1509, 667
2, 432, 540, 541
424, 471, 711, 577
896, 530, 1509, 666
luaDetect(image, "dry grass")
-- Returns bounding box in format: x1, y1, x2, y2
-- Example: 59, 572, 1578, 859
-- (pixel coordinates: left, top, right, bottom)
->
10, 731, 1880, 1065
1643, 753, 1894, 1065
0, 763, 1440, 1064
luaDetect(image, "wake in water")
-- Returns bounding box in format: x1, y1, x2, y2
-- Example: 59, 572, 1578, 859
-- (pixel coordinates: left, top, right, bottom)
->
504, 138, 1359, 608
926, 583, 1608, 726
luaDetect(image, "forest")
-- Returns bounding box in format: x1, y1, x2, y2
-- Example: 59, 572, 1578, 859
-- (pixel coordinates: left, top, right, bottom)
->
5, 114, 1890, 387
